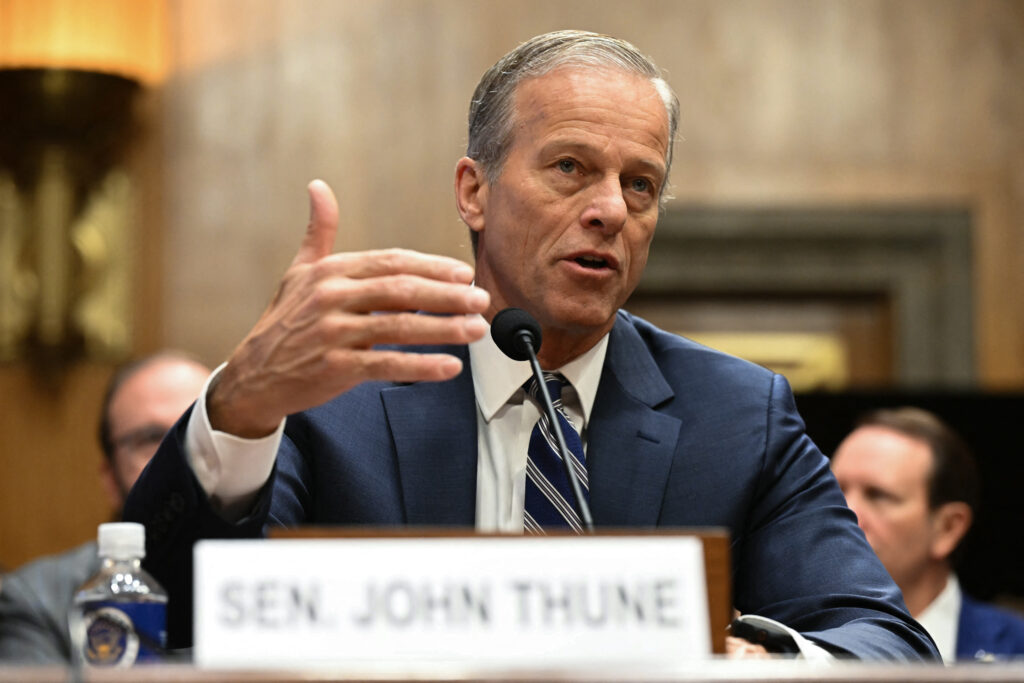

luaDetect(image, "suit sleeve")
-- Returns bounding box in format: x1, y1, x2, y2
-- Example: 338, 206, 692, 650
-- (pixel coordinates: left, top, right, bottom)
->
123, 404, 275, 648
0, 543, 99, 665
731, 373, 938, 660
0, 571, 70, 664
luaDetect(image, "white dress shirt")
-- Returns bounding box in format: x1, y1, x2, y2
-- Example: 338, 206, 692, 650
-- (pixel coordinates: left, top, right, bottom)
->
916, 574, 962, 664
468, 326, 607, 532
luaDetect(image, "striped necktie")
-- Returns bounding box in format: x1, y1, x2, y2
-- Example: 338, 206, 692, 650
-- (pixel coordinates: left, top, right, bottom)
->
523, 372, 589, 533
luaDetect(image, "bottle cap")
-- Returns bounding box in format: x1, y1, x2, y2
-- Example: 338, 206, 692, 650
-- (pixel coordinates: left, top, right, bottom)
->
97, 522, 146, 560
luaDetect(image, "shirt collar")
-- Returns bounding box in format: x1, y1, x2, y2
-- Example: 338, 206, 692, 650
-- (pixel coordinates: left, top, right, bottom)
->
468, 315, 610, 427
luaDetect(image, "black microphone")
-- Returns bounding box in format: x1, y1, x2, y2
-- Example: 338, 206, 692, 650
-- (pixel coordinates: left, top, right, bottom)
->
491, 308, 594, 532
490, 307, 541, 361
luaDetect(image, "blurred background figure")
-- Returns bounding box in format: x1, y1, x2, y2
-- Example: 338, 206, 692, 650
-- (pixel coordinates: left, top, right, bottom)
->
831, 407, 1024, 662
0, 351, 210, 665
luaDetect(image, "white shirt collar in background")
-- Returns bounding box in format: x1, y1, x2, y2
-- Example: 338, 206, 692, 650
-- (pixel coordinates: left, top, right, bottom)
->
916, 573, 961, 664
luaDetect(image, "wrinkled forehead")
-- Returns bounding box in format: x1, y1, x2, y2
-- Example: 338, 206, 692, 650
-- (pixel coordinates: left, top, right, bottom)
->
510, 65, 671, 152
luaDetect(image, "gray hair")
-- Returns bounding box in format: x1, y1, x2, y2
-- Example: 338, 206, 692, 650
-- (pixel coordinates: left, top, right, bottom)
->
467, 30, 679, 187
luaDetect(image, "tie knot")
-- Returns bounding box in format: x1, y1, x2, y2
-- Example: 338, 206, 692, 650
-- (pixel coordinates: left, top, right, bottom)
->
527, 372, 567, 403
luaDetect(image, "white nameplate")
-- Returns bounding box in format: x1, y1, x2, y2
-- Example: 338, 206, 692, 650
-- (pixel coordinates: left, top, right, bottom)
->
194, 535, 710, 670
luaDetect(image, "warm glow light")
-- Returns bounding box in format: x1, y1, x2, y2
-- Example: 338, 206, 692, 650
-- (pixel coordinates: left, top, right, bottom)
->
0, 0, 167, 84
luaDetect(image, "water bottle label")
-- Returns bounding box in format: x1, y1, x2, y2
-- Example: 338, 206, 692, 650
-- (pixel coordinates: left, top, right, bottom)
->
79, 601, 166, 666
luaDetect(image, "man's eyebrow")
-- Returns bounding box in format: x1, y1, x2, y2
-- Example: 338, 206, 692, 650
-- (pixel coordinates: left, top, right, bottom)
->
538, 139, 667, 178
626, 156, 667, 180
113, 423, 170, 445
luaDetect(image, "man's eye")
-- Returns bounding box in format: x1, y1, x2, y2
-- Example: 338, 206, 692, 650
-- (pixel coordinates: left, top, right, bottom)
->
113, 425, 170, 453
557, 159, 577, 174
865, 488, 895, 503
630, 177, 652, 194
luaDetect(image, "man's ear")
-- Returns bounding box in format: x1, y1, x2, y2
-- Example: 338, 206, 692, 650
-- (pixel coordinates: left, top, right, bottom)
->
455, 157, 487, 234
929, 501, 972, 562
98, 460, 123, 511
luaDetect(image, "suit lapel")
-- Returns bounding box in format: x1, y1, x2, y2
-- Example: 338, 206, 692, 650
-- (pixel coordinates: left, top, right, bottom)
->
381, 346, 478, 526
587, 315, 681, 526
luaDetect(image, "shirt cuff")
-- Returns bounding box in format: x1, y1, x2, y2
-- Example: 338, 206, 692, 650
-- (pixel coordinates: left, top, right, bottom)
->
185, 362, 284, 518
734, 614, 834, 661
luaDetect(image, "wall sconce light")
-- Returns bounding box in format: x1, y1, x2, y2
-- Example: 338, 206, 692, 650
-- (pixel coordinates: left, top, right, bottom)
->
0, 0, 165, 372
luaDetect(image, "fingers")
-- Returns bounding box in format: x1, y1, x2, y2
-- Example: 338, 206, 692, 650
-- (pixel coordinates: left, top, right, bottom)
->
725, 636, 771, 659
292, 179, 340, 267
321, 311, 489, 349
309, 273, 489, 316
285, 247, 487, 319
323, 248, 475, 284
336, 349, 473, 385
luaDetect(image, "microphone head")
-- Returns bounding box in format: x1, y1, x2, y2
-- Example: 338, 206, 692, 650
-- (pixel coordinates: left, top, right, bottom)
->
490, 307, 542, 361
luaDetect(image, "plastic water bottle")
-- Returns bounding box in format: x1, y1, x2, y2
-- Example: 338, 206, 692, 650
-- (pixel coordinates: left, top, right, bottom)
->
69, 522, 167, 667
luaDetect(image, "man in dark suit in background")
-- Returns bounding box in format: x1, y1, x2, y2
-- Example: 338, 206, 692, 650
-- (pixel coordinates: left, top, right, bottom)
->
832, 407, 1024, 661
126, 30, 936, 660
0, 352, 209, 665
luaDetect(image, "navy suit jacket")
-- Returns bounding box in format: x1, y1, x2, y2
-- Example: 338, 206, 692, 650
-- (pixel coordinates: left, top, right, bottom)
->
126, 310, 937, 659
957, 594, 1024, 660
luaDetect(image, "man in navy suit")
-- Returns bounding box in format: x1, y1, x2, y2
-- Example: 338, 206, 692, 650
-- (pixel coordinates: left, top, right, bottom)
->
126, 30, 936, 660
833, 407, 1024, 661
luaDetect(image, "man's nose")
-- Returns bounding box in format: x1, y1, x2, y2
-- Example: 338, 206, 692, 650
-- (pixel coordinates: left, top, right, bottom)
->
580, 175, 627, 234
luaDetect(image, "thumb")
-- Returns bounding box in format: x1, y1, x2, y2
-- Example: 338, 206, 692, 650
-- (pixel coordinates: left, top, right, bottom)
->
292, 179, 339, 266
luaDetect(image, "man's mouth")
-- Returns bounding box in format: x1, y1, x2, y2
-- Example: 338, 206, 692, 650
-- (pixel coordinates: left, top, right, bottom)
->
574, 255, 610, 269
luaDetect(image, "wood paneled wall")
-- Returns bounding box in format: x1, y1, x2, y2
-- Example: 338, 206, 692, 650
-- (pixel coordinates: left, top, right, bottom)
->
155, 0, 1024, 388
2, 0, 1022, 568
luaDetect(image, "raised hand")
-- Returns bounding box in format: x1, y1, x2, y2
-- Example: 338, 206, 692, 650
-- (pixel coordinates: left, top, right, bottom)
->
207, 180, 490, 438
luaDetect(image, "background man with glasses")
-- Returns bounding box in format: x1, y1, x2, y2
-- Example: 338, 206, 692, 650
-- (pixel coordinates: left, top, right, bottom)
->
0, 351, 210, 665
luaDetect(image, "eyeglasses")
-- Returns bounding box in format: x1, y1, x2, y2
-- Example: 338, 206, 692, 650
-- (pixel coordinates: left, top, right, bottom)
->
111, 424, 171, 456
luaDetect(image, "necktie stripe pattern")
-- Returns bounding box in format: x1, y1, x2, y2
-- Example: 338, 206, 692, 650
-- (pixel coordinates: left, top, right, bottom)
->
523, 372, 589, 534
533, 407, 589, 488
525, 459, 581, 531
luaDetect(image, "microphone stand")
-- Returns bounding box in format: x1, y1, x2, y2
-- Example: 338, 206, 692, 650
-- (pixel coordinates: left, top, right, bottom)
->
518, 330, 595, 533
